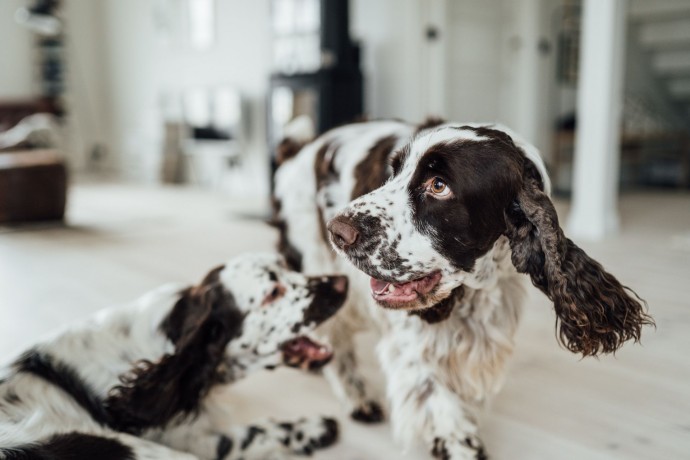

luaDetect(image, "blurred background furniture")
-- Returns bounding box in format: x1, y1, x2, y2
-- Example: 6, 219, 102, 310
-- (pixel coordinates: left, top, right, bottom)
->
0, 0, 67, 224
0, 101, 66, 224
0, 149, 66, 223
160, 87, 245, 188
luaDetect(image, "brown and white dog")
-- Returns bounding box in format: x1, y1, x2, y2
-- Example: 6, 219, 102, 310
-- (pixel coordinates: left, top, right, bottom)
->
0, 253, 346, 460
273, 119, 654, 459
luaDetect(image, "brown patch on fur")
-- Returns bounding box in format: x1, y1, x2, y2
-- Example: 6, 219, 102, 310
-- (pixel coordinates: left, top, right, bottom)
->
314, 141, 338, 191
104, 269, 245, 433
505, 157, 654, 356
415, 116, 446, 134
314, 141, 340, 243
275, 138, 306, 166
351, 135, 398, 200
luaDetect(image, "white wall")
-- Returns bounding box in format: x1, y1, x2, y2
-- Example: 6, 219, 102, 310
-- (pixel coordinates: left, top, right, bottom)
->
0, 0, 34, 99
352, 0, 556, 160
446, 0, 504, 123
56, 0, 560, 190
94, 0, 272, 190
444, 0, 555, 158
63, 0, 109, 169
351, 0, 425, 122
498, 0, 553, 155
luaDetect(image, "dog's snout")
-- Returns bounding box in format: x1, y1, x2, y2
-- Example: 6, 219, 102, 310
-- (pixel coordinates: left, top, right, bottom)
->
328, 217, 359, 250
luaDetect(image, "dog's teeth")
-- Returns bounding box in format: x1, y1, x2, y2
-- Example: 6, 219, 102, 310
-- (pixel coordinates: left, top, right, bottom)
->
388, 284, 395, 293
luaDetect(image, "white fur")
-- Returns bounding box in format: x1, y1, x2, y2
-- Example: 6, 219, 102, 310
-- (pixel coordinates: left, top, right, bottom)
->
0, 253, 340, 460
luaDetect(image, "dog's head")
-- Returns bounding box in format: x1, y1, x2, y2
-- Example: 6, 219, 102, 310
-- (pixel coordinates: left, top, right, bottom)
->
212, 252, 348, 371
106, 253, 347, 433
328, 125, 653, 356
167, 252, 348, 373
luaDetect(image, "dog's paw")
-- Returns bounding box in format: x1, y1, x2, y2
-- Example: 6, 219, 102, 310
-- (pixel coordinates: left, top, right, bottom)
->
432, 435, 488, 460
279, 416, 339, 456
350, 400, 385, 424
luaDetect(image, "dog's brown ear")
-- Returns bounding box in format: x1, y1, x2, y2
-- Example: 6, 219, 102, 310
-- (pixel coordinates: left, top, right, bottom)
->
162, 265, 225, 348
105, 284, 243, 433
505, 163, 653, 357
166, 286, 216, 349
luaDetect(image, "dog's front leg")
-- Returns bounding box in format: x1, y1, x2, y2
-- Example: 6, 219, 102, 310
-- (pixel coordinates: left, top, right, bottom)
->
378, 327, 488, 460
322, 313, 385, 423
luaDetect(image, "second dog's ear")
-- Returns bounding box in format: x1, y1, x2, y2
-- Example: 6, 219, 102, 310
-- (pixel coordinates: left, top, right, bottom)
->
504, 162, 654, 357
162, 264, 226, 348
161, 286, 215, 349
105, 282, 244, 433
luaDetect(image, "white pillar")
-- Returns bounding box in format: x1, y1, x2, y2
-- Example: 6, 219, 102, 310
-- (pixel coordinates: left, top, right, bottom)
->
567, 0, 628, 240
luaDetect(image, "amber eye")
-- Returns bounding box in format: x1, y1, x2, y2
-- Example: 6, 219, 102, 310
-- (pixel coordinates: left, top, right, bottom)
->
426, 177, 452, 198
431, 178, 446, 193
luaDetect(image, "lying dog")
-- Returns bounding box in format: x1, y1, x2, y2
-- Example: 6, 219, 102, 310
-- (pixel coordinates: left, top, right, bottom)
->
273, 119, 654, 459
0, 253, 347, 460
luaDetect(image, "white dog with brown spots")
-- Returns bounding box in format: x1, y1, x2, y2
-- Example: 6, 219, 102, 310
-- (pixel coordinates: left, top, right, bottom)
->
0, 253, 346, 460
273, 118, 653, 459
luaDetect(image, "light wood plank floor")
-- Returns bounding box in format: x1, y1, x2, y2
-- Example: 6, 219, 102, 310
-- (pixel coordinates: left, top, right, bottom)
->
1, 182, 688, 459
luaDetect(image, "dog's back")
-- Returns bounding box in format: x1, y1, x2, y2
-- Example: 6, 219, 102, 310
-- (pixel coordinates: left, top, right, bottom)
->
274, 119, 417, 273
0, 284, 181, 453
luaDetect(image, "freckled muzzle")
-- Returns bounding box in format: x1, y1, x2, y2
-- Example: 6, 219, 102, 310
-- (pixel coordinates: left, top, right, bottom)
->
328, 208, 447, 311
327, 212, 388, 260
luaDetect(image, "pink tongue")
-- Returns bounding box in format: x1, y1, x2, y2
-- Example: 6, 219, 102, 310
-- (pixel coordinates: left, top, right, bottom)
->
370, 278, 390, 294
369, 272, 441, 297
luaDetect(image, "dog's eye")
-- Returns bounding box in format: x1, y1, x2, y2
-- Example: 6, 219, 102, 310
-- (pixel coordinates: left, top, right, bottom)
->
262, 284, 285, 305
426, 177, 452, 198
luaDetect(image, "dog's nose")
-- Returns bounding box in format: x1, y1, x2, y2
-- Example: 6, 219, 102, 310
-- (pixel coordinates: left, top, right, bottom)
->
328, 217, 359, 249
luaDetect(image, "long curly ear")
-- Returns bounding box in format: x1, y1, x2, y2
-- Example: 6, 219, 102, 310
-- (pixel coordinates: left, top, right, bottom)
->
505, 164, 654, 356
105, 284, 243, 433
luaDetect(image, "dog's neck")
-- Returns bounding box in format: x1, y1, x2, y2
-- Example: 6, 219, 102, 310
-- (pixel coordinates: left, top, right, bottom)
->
462, 236, 514, 290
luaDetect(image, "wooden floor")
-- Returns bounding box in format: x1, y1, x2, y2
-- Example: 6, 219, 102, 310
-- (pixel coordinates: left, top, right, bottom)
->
1, 182, 688, 459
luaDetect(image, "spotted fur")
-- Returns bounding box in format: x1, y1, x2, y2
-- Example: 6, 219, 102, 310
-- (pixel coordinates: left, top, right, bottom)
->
274, 120, 652, 459
0, 253, 344, 460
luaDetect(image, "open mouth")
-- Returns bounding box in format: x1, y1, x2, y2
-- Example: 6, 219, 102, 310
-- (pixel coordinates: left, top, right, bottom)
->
370, 272, 442, 306
281, 336, 333, 370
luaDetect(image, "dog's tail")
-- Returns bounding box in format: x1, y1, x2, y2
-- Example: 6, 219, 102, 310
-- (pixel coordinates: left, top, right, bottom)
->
275, 115, 315, 166
0, 432, 134, 460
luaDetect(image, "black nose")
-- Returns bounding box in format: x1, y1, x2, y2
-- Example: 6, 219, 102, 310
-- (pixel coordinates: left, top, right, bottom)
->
328, 216, 359, 250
